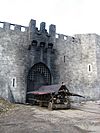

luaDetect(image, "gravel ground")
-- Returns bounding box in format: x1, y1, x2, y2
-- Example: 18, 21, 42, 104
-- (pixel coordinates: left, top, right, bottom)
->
0, 101, 100, 133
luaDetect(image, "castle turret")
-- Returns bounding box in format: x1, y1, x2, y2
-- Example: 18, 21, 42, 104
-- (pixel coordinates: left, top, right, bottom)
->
29, 19, 36, 42
49, 24, 56, 36
40, 22, 46, 33
29, 19, 36, 33
49, 24, 56, 43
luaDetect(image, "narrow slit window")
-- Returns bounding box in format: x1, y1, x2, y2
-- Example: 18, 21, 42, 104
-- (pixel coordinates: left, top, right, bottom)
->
12, 78, 15, 87
88, 64, 92, 72
89, 65, 91, 71
64, 56, 65, 63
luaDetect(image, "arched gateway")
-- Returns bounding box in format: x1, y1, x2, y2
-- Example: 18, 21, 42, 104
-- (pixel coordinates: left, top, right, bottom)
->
27, 62, 51, 92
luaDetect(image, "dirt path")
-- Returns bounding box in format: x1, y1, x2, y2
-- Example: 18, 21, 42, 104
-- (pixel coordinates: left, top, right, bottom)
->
0, 101, 100, 133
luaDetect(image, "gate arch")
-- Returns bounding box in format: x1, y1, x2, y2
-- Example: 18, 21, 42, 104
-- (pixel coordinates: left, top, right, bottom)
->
27, 62, 51, 92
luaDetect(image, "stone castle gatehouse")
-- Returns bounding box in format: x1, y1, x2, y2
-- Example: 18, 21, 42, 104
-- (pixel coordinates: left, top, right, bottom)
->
0, 19, 100, 103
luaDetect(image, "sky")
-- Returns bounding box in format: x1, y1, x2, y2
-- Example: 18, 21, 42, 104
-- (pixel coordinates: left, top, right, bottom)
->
0, 0, 100, 35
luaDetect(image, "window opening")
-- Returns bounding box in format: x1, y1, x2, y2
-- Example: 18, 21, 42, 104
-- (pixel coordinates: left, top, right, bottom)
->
32, 40, 37, 46
89, 65, 91, 72
64, 56, 65, 63
48, 43, 53, 48
40, 42, 45, 47
88, 64, 92, 72
12, 78, 15, 87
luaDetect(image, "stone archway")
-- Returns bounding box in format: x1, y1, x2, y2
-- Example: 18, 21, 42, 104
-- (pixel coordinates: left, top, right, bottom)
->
27, 62, 51, 92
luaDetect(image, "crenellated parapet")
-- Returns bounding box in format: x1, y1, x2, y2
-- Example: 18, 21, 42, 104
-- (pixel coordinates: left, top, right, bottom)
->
28, 19, 56, 45
0, 19, 81, 44
28, 19, 56, 50
0, 21, 28, 32
55, 33, 80, 43
29, 19, 56, 35
0, 19, 81, 50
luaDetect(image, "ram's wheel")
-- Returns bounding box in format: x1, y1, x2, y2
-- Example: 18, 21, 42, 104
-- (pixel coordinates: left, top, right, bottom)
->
31, 100, 35, 105
29, 100, 35, 106
39, 102, 43, 107
64, 99, 69, 105
67, 103, 71, 109
64, 98, 71, 109
48, 102, 53, 110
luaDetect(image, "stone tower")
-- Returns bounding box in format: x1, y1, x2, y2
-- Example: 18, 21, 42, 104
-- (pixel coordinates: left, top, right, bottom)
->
54, 33, 100, 100
0, 20, 57, 103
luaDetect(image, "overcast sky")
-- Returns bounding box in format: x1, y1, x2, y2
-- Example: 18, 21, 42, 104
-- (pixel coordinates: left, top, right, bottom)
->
0, 0, 100, 35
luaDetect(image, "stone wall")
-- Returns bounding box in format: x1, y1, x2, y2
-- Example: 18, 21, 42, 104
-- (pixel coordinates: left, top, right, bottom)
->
0, 19, 100, 103
55, 33, 100, 101
55, 34, 83, 101
75, 34, 98, 100
95, 34, 100, 98
0, 26, 29, 103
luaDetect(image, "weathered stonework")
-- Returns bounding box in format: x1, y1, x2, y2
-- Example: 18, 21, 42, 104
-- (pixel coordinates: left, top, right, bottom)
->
0, 19, 100, 103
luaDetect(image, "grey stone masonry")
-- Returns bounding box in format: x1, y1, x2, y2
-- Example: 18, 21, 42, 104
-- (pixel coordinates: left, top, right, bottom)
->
54, 33, 100, 101
0, 24, 29, 103
0, 19, 100, 103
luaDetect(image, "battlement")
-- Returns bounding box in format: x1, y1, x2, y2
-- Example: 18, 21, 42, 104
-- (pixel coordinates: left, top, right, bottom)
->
0, 19, 81, 44
0, 19, 56, 37
55, 33, 80, 43
0, 21, 28, 32
29, 19, 56, 36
